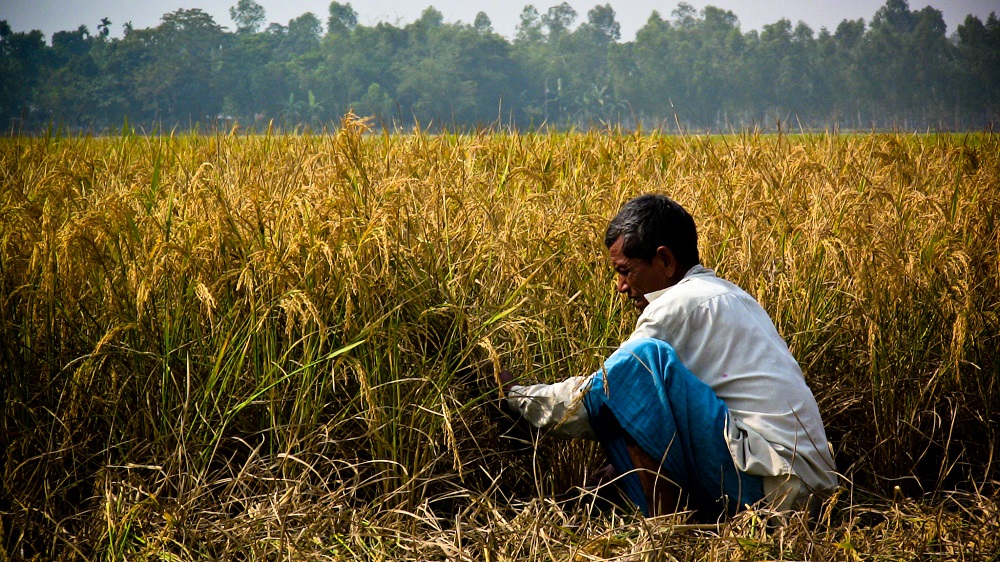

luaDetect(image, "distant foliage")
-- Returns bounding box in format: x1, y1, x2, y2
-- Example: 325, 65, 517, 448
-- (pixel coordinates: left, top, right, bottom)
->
0, 0, 998, 130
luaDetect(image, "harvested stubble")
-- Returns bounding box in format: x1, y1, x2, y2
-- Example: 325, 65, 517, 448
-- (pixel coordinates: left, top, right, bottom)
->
1, 118, 998, 559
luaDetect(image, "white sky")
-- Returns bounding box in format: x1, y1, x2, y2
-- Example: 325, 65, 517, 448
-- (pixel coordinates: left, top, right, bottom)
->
2, 0, 998, 42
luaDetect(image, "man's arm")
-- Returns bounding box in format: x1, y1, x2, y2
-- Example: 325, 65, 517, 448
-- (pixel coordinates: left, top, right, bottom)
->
501, 374, 597, 439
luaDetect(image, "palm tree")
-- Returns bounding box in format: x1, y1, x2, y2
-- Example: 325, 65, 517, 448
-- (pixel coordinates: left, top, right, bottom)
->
306, 90, 324, 126
98, 17, 111, 38
281, 93, 306, 124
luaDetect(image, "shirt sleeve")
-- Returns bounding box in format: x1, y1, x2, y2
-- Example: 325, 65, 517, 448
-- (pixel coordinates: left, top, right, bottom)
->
505, 375, 597, 439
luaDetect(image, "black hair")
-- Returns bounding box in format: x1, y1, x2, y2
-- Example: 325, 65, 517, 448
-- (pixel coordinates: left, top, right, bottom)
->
604, 194, 700, 267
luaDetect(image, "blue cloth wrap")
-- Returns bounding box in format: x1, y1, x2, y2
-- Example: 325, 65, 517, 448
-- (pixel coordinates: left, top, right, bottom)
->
582, 338, 764, 516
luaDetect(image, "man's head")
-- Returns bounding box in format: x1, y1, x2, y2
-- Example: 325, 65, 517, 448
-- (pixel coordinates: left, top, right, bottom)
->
604, 194, 700, 310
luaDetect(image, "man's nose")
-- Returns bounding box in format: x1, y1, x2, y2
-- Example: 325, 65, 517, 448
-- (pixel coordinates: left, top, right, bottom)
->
616, 275, 629, 293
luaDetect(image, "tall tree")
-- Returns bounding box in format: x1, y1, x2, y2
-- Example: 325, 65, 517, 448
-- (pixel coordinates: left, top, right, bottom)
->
40, 25, 104, 125
315, 21, 407, 123
327, 2, 357, 36
585, 4, 621, 46
283, 12, 322, 57
133, 9, 227, 123
561, 4, 624, 124
216, 16, 283, 121
0, 22, 50, 125
396, 14, 518, 125
956, 13, 1000, 122
862, 0, 953, 126
753, 18, 822, 121
515, 5, 544, 45
474, 12, 493, 34
51, 25, 92, 61
541, 3, 577, 42
230, 0, 266, 34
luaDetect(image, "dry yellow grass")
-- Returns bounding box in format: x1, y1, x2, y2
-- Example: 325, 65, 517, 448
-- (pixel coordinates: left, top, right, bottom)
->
1, 119, 998, 558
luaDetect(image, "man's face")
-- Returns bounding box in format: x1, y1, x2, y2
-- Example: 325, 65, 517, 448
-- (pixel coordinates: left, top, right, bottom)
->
608, 237, 675, 311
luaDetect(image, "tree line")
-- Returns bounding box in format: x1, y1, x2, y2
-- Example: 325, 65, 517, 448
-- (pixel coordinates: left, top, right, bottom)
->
1, 0, 998, 133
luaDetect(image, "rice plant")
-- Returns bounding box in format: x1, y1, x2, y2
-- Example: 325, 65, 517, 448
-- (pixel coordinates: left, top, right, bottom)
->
1, 119, 997, 558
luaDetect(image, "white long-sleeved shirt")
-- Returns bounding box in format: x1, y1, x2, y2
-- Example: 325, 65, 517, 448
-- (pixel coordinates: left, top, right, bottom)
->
508, 265, 839, 507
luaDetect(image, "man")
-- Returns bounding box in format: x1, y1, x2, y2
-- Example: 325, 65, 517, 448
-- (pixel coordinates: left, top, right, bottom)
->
500, 194, 838, 519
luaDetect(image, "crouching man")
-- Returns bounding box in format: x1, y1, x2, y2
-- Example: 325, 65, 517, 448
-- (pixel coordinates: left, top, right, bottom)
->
500, 194, 838, 519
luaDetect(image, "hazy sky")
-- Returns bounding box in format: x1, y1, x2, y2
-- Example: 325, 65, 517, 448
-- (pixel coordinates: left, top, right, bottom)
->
3, 0, 998, 42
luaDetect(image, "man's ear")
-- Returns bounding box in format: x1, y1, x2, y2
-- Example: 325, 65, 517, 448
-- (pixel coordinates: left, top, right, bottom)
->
655, 246, 678, 280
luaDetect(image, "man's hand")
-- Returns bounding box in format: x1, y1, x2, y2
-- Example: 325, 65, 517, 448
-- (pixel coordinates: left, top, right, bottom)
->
586, 463, 618, 488
497, 368, 516, 397
492, 367, 534, 449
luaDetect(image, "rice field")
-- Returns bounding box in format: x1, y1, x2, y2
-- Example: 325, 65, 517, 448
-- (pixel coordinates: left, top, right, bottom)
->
1, 117, 998, 559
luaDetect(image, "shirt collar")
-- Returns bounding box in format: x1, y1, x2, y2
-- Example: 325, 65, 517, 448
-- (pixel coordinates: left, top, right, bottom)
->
643, 264, 712, 304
